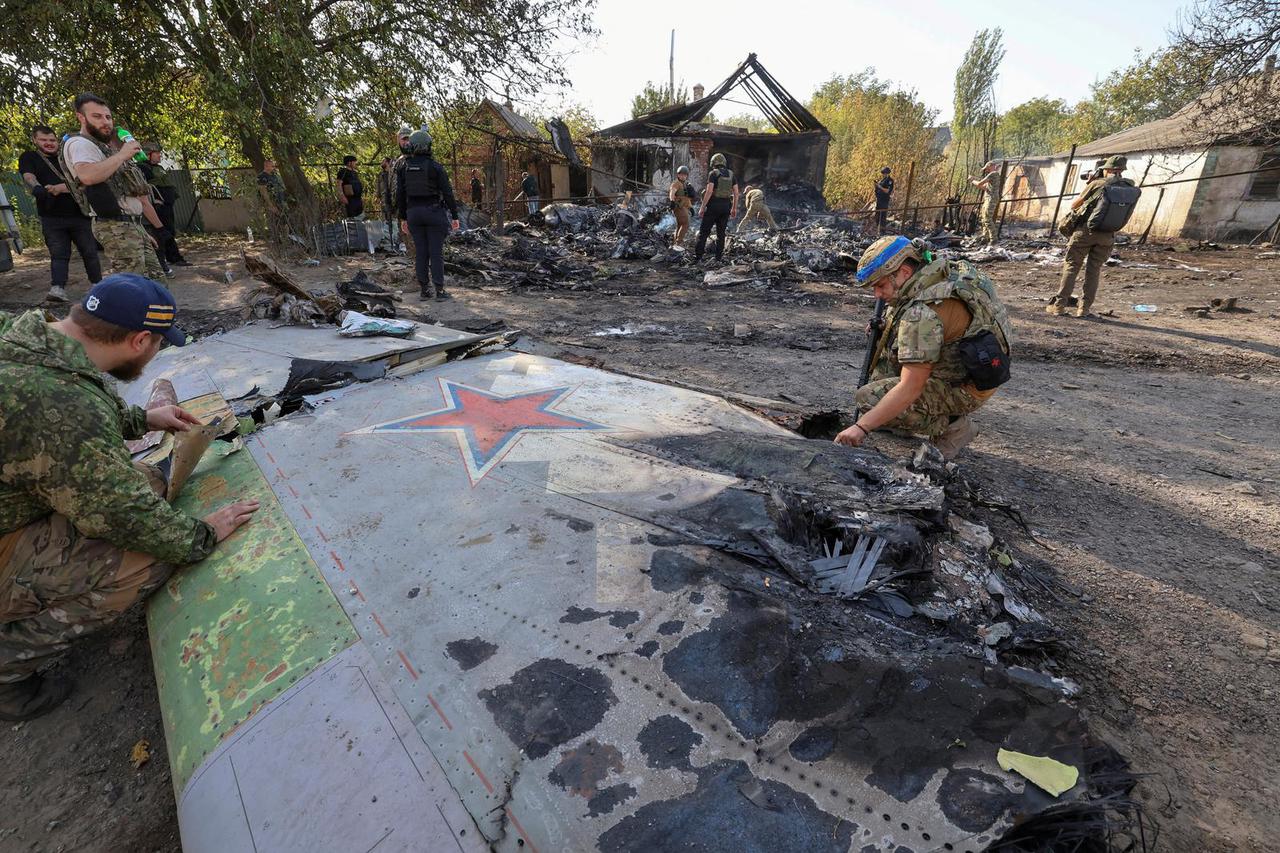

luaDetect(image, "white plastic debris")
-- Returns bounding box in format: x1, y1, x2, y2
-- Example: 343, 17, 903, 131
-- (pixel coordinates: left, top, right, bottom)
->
337, 310, 416, 338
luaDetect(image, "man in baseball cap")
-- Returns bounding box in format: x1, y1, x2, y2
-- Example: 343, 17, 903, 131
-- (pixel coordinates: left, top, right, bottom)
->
0, 274, 259, 720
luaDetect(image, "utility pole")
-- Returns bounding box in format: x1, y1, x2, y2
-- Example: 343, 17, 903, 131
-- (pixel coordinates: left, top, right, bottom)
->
669, 30, 675, 100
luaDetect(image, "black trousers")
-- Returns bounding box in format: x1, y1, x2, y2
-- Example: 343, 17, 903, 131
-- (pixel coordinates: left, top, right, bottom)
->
695, 200, 732, 260
875, 204, 889, 230
40, 215, 101, 288
407, 204, 450, 288
156, 188, 185, 262
345, 197, 365, 218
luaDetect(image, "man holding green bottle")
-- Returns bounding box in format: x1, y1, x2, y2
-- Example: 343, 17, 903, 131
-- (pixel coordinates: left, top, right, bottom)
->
60, 93, 163, 278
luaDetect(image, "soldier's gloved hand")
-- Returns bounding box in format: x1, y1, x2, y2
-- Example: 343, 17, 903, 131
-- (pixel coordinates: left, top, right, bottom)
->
147, 404, 202, 432
204, 500, 261, 543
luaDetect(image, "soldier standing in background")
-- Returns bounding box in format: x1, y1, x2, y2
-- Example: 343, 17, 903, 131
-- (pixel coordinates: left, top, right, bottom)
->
695, 153, 738, 262
668, 165, 695, 245
1049, 155, 1139, 318
969, 161, 1003, 244
18, 124, 101, 302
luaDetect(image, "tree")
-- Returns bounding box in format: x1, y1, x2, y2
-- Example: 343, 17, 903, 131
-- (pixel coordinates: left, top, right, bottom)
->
722, 113, 775, 134
950, 28, 1005, 192
995, 97, 1070, 157
2, 0, 598, 228
808, 72, 942, 212
1171, 1, 1279, 144
631, 81, 689, 118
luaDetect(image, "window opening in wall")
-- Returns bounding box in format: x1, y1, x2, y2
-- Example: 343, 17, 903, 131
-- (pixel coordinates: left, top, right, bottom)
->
1248, 148, 1280, 199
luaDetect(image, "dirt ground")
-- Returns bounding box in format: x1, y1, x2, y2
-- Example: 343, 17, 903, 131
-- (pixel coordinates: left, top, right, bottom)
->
1, 231, 1277, 852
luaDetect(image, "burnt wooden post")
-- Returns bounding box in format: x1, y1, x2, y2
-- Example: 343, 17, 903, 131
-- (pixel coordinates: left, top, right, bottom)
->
492, 137, 506, 233
899, 160, 916, 233
1138, 187, 1166, 245
1046, 144, 1077, 239
994, 160, 1010, 240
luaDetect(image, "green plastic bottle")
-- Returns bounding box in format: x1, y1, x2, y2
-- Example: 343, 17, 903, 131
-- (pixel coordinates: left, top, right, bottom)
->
116, 128, 149, 163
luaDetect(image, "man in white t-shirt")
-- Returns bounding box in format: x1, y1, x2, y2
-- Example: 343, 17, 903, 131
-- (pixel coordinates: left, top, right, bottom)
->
61, 93, 163, 277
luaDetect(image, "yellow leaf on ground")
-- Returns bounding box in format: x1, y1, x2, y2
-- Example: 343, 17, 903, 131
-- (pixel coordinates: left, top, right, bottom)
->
130, 738, 152, 770
996, 748, 1078, 796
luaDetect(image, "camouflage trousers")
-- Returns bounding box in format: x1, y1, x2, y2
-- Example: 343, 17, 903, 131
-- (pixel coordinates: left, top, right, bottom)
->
0, 464, 173, 684
855, 375, 986, 438
737, 200, 777, 232
92, 218, 162, 278
1055, 230, 1115, 310
978, 205, 999, 244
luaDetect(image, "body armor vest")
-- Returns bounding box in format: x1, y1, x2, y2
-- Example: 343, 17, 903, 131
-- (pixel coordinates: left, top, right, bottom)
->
58, 134, 151, 218
875, 259, 1013, 386
403, 156, 440, 201
712, 168, 734, 199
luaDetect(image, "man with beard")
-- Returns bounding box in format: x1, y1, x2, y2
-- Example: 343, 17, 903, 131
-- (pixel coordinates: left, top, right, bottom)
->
0, 274, 260, 720
59, 93, 162, 278
18, 124, 102, 303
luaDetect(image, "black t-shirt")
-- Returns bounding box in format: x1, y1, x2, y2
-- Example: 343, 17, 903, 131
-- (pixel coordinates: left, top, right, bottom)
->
337, 166, 363, 200
18, 150, 83, 218
875, 175, 895, 204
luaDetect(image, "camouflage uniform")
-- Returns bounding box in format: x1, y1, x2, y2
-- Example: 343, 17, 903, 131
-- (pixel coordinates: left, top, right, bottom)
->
737, 188, 778, 232
978, 171, 1004, 244
93, 218, 163, 278
1054, 175, 1132, 312
856, 258, 1012, 437
0, 310, 217, 684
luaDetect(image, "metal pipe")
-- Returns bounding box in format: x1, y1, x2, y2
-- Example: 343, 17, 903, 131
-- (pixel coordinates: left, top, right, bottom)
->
899, 161, 916, 227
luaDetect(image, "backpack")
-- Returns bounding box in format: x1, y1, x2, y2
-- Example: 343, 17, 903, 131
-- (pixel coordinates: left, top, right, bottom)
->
1087, 180, 1141, 233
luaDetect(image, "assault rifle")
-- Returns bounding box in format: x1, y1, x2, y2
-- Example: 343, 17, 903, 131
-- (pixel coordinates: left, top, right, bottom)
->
855, 298, 887, 416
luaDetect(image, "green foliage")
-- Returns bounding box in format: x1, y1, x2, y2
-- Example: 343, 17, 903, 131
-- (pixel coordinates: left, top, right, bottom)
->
1, 0, 598, 224
994, 97, 1070, 157
949, 29, 1005, 192
722, 113, 775, 134
631, 81, 689, 118
809, 71, 942, 211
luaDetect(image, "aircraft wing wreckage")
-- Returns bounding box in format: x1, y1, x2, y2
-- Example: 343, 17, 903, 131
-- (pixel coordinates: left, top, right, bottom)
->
125, 323, 1143, 853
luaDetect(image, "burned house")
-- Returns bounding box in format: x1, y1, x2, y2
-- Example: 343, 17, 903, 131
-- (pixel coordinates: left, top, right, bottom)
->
1013, 63, 1280, 241
459, 98, 587, 220
590, 54, 829, 208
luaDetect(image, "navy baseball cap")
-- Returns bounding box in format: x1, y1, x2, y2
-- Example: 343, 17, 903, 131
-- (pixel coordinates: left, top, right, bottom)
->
82, 274, 187, 346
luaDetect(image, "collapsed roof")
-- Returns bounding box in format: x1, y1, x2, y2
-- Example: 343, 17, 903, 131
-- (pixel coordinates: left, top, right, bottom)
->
595, 53, 829, 140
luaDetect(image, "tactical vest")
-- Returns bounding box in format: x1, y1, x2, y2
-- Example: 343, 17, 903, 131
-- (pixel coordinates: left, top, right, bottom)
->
403, 156, 440, 201
874, 259, 1013, 387
712, 168, 734, 199
58, 133, 152, 218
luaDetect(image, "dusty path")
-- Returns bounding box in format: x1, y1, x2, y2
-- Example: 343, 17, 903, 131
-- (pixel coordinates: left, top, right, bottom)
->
1, 237, 1276, 852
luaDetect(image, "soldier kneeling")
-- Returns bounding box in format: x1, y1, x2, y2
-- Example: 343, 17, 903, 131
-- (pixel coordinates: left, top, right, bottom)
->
835, 237, 1013, 460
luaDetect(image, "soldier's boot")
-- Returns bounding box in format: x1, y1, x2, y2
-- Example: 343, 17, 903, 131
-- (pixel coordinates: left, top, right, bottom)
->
0, 673, 74, 722
1074, 302, 1092, 318
434, 283, 452, 301
46, 285, 68, 303
1045, 296, 1066, 316
933, 415, 979, 461
418, 282, 432, 300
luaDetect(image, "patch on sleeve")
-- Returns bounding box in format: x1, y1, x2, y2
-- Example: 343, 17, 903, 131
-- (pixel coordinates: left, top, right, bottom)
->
894, 304, 945, 363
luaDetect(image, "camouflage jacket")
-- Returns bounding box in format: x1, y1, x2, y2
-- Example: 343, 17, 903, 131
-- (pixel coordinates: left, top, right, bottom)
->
0, 311, 217, 564
873, 258, 1013, 386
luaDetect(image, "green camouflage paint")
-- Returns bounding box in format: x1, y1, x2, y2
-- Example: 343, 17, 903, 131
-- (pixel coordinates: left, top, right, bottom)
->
147, 443, 356, 795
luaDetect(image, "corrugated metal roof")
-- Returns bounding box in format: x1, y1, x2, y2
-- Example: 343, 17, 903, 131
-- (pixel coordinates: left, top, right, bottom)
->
482, 99, 545, 140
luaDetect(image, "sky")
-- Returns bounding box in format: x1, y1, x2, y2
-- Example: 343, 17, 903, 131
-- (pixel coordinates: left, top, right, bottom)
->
533, 0, 1187, 128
